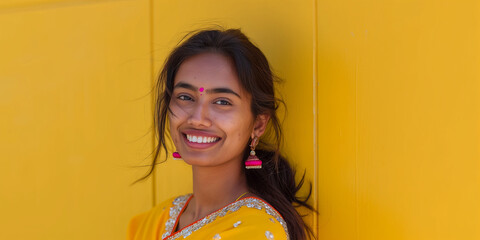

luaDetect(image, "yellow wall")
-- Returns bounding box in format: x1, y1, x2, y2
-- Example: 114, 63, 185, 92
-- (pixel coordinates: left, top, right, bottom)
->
1, 0, 479, 239
317, 1, 480, 239
0, 1, 153, 239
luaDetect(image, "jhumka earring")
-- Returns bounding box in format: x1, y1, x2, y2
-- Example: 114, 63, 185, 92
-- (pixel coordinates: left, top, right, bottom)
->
245, 136, 262, 169
172, 152, 182, 160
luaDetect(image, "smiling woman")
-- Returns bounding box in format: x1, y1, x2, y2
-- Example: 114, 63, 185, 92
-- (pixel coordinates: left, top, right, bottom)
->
127, 29, 315, 240
170, 53, 256, 168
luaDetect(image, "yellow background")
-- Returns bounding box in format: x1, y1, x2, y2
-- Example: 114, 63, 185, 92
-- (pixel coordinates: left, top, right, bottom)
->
1, 0, 478, 239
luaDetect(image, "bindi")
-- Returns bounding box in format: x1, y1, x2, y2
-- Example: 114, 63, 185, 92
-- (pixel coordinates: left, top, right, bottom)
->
199, 87, 204, 95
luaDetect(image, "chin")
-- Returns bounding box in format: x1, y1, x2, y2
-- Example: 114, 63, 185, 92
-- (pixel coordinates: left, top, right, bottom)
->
180, 154, 216, 167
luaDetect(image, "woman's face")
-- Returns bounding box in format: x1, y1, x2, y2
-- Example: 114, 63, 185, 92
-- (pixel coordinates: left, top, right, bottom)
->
168, 52, 255, 167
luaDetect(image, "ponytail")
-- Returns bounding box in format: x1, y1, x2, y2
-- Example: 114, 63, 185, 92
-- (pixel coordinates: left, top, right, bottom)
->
245, 149, 315, 240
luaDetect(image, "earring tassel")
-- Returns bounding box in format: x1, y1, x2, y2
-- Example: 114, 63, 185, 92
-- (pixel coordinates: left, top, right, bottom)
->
245, 150, 262, 169
172, 152, 182, 160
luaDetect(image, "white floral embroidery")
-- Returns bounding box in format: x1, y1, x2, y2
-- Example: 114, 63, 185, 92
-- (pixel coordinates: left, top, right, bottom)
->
233, 221, 242, 228
265, 230, 274, 240
163, 196, 289, 240
161, 194, 191, 239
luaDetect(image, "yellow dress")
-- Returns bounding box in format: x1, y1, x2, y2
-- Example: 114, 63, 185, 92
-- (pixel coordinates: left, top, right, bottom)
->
128, 194, 289, 240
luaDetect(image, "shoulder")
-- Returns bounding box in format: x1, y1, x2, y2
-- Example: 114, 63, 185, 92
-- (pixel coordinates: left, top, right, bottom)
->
230, 197, 289, 240
127, 194, 192, 240
191, 197, 289, 240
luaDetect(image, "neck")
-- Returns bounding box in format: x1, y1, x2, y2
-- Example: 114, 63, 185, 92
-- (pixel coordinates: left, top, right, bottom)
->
189, 160, 249, 220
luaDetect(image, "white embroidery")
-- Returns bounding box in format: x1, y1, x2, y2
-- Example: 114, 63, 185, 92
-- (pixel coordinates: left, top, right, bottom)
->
233, 221, 242, 228
265, 230, 275, 240
163, 196, 289, 240
161, 194, 191, 239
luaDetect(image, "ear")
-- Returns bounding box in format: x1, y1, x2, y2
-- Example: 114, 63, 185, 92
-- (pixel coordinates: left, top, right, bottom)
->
251, 114, 270, 138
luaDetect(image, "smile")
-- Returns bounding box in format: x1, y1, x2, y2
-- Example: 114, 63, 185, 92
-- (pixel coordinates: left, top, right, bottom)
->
186, 134, 220, 143
181, 130, 222, 150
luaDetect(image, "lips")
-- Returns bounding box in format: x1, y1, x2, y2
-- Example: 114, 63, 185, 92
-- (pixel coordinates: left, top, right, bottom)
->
185, 134, 219, 143
181, 130, 221, 149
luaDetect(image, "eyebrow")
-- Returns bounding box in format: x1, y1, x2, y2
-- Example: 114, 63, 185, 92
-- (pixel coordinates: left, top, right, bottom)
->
173, 82, 241, 99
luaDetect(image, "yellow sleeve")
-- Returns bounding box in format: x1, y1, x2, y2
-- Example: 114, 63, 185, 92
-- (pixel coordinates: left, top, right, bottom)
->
126, 211, 149, 240
126, 196, 181, 240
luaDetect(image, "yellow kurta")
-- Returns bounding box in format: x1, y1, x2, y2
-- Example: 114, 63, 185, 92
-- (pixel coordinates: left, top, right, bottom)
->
128, 194, 289, 240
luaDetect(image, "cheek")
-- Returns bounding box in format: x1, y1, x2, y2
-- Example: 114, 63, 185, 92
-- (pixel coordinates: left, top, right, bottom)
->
168, 103, 185, 142
168, 101, 189, 123
215, 108, 254, 142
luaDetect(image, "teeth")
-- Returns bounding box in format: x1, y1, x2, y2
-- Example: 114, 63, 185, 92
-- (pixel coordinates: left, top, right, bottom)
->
186, 134, 218, 143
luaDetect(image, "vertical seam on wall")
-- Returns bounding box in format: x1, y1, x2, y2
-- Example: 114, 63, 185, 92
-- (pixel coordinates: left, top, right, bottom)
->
313, 0, 319, 238
355, 54, 359, 240
149, 0, 156, 208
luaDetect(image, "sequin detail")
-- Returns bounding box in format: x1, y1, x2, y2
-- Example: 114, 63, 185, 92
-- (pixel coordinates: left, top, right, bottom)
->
164, 197, 289, 240
213, 233, 221, 240
161, 194, 191, 239
265, 230, 274, 240
233, 221, 242, 227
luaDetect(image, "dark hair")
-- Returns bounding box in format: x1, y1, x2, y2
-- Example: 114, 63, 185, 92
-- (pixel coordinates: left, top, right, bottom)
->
138, 28, 315, 240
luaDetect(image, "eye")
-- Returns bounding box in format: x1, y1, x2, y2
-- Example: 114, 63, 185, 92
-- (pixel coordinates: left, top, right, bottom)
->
178, 95, 193, 101
214, 99, 232, 105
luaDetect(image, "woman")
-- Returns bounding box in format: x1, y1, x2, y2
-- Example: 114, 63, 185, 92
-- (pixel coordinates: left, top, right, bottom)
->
128, 29, 314, 240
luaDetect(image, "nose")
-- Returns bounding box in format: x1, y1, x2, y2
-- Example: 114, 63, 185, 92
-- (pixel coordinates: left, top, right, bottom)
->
187, 101, 212, 127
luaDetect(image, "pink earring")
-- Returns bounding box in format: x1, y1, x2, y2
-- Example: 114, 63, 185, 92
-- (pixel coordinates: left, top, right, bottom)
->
245, 137, 262, 169
172, 152, 182, 160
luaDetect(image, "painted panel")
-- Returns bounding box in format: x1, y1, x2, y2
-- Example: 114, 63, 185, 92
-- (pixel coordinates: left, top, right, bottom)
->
0, 1, 153, 239
0, 0, 69, 9
317, 0, 480, 239
0, 0, 110, 10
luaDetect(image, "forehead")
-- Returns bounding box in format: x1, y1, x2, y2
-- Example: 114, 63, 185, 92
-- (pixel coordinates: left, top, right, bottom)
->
174, 52, 245, 94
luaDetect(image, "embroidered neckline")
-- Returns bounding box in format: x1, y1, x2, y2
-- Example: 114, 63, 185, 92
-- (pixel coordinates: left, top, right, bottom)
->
161, 194, 290, 240
161, 194, 192, 239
